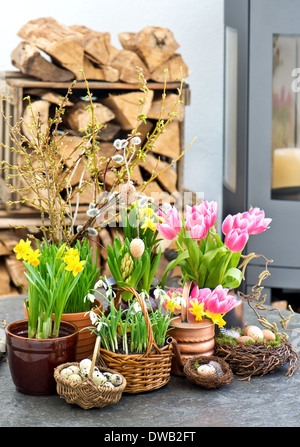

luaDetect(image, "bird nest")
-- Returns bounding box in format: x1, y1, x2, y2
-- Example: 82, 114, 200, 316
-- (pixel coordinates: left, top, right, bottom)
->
215, 336, 298, 381
183, 355, 234, 389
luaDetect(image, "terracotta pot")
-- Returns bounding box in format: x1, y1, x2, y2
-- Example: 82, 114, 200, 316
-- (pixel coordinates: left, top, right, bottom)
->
168, 317, 215, 376
5, 319, 78, 396
23, 299, 103, 361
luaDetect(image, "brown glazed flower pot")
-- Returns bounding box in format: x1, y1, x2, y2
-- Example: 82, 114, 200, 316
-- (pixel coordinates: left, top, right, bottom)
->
168, 317, 215, 376
24, 299, 103, 361
5, 319, 78, 396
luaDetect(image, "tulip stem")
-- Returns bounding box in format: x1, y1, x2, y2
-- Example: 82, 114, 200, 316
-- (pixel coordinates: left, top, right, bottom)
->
219, 251, 233, 286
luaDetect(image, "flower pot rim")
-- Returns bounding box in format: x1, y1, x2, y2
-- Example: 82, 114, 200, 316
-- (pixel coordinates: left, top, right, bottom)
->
169, 316, 214, 330
6, 319, 79, 341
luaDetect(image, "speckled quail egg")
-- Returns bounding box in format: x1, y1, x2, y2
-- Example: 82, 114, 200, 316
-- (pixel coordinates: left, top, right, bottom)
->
60, 367, 73, 378
79, 358, 92, 370
68, 373, 82, 383
197, 364, 216, 376
80, 367, 91, 378
104, 381, 115, 388
92, 371, 107, 386
110, 373, 123, 386
102, 371, 112, 380
68, 365, 80, 375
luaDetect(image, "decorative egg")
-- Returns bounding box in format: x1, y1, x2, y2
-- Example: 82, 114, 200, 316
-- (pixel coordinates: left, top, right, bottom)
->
92, 371, 107, 386
243, 325, 264, 340
262, 329, 276, 341
120, 182, 136, 205
104, 381, 115, 388
79, 358, 92, 370
68, 365, 80, 375
60, 367, 73, 378
68, 373, 82, 383
237, 335, 255, 343
130, 238, 145, 258
102, 372, 113, 380
110, 373, 123, 386
196, 364, 216, 376
80, 367, 90, 378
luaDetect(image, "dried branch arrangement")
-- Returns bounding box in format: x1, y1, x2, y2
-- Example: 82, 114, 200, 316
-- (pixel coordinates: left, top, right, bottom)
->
0, 69, 189, 247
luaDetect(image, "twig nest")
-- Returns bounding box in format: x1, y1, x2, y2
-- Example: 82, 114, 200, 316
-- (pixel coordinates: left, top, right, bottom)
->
120, 181, 136, 205
243, 325, 264, 340
184, 355, 234, 389
130, 238, 145, 258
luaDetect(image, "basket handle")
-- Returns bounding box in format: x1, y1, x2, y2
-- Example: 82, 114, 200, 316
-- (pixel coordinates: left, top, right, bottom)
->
89, 335, 101, 378
181, 280, 192, 323
114, 286, 161, 356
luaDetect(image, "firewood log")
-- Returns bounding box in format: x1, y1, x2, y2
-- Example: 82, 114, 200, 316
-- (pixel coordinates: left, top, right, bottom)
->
21, 99, 50, 142
139, 153, 177, 194
11, 42, 74, 82
110, 49, 150, 83
101, 90, 154, 130
69, 25, 119, 66
83, 56, 119, 82
150, 53, 191, 82
17, 17, 85, 79
151, 121, 181, 159
130, 26, 180, 72
148, 92, 184, 121
63, 100, 115, 131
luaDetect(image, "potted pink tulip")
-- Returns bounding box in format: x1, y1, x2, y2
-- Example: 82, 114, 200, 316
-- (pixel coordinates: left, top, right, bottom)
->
156, 201, 272, 375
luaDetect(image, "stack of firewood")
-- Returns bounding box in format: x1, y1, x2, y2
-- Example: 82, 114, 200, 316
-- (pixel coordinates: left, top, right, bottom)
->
11, 17, 190, 83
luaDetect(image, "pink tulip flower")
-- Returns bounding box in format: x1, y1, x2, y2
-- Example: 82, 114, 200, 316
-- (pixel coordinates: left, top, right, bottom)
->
157, 206, 181, 240
205, 285, 237, 314
222, 207, 271, 236
224, 228, 249, 252
185, 200, 217, 240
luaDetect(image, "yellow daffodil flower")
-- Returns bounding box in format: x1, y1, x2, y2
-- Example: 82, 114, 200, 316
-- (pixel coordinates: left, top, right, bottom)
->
13, 239, 32, 260
63, 254, 86, 277
189, 299, 205, 322
141, 217, 157, 232
26, 248, 41, 267
205, 311, 226, 328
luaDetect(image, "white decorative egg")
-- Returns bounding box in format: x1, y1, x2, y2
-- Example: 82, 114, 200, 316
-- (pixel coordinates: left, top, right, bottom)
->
104, 381, 115, 388
68, 365, 80, 374
80, 367, 90, 378
130, 238, 145, 258
197, 364, 216, 376
102, 372, 112, 380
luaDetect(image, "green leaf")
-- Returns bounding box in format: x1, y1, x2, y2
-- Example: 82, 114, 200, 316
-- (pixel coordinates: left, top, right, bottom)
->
160, 250, 190, 288
221, 267, 242, 289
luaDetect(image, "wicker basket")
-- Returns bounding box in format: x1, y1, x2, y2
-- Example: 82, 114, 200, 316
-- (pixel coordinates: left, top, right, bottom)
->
215, 338, 299, 380
98, 286, 173, 394
54, 336, 126, 409
183, 355, 234, 389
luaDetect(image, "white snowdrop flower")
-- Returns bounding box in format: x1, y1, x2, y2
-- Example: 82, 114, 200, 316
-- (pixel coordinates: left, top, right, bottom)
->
89, 311, 98, 325
112, 154, 124, 164
86, 208, 98, 217
94, 279, 104, 289
105, 287, 116, 299
132, 302, 142, 314
87, 227, 98, 236
96, 321, 108, 331
153, 288, 165, 300
131, 136, 141, 145
84, 293, 95, 303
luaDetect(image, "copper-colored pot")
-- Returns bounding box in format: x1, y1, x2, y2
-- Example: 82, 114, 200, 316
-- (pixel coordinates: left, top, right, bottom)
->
168, 317, 215, 376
